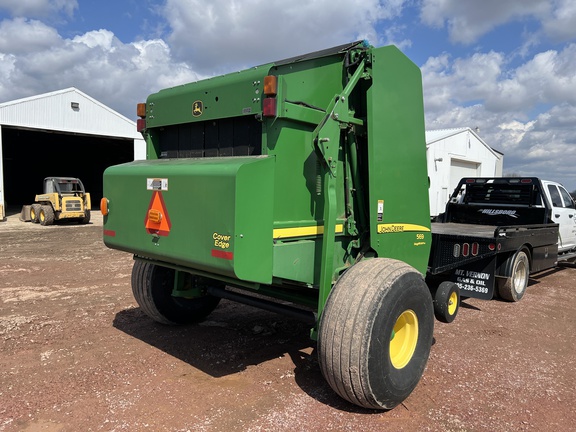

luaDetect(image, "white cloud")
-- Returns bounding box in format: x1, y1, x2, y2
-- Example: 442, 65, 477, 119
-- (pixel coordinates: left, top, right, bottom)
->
422, 43, 576, 114
161, 0, 410, 74
542, 0, 576, 42
0, 0, 78, 18
421, 43, 576, 189
0, 21, 198, 120
419, 0, 576, 44
0, 17, 61, 53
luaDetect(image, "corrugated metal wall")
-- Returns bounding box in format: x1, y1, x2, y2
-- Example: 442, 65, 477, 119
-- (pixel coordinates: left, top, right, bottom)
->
0, 88, 141, 139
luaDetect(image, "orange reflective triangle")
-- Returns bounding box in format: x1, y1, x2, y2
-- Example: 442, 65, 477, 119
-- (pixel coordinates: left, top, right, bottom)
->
144, 191, 172, 236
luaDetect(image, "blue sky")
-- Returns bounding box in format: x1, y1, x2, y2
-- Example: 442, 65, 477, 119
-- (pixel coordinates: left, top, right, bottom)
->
1, 0, 575, 191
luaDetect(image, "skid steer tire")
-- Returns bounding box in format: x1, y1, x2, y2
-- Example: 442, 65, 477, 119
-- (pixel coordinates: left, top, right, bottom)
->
39, 205, 55, 226
81, 210, 91, 224
498, 250, 530, 302
433, 281, 460, 323
131, 260, 221, 325
30, 204, 41, 223
318, 258, 434, 410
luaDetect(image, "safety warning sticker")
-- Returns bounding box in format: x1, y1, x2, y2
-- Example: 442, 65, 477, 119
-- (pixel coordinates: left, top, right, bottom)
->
147, 178, 168, 191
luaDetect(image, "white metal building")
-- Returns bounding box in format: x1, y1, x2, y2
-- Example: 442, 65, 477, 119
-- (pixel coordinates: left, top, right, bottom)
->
427, 127, 504, 217
0, 87, 145, 220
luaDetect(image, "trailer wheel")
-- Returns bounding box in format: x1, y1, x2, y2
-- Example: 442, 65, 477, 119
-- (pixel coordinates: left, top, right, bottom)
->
317, 258, 434, 410
498, 250, 530, 302
39, 205, 55, 226
131, 260, 221, 325
30, 204, 41, 223
433, 281, 460, 323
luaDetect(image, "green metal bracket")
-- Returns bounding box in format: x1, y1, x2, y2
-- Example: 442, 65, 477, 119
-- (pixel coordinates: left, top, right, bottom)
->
171, 270, 203, 299
312, 59, 367, 177
312, 58, 371, 320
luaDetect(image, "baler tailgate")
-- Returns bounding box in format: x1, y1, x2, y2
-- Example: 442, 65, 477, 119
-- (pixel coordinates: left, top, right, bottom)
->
103, 156, 275, 284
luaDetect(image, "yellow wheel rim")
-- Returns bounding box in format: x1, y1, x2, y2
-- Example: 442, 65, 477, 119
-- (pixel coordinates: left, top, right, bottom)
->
390, 310, 419, 369
448, 291, 458, 316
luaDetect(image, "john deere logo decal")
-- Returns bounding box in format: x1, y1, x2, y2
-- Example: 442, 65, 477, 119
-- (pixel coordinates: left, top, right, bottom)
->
192, 100, 203, 117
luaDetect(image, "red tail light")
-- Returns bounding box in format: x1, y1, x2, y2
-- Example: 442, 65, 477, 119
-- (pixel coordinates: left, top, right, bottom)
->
137, 118, 146, 132
263, 98, 277, 117
471, 242, 479, 256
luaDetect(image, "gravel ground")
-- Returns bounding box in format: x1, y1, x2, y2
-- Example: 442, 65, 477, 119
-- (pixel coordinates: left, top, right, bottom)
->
1, 209, 575, 432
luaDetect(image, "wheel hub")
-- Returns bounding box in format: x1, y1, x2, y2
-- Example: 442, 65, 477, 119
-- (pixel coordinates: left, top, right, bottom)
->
390, 309, 419, 369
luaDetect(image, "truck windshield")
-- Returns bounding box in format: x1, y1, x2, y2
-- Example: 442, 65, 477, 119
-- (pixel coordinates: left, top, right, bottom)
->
57, 180, 83, 193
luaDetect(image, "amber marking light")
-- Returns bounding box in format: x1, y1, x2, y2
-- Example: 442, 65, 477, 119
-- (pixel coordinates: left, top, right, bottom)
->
100, 198, 109, 216
264, 75, 277, 96
137, 103, 146, 118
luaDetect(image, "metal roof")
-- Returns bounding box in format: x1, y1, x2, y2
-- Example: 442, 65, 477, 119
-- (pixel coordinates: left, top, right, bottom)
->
426, 127, 503, 156
0, 87, 141, 139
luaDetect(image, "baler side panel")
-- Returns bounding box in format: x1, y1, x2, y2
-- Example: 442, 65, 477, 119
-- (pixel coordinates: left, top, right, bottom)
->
366, 46, 432, 274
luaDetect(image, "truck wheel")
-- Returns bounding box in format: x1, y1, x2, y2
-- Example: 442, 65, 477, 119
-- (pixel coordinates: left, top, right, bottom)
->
30, 204, 41, 223
39, 205, 55, 226
131, 260, 221, 325
317, 258, 434, 410
81, 210, 91, 224
498, 250, 530, 302
433, 281, 460, 323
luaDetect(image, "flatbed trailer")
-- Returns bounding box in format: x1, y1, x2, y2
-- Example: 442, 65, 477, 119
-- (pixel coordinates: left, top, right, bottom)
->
427, 177, 576, 302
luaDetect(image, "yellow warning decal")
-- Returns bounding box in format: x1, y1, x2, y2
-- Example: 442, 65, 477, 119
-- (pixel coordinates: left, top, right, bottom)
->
377, 224, 431, 234
273, 224, 344, 239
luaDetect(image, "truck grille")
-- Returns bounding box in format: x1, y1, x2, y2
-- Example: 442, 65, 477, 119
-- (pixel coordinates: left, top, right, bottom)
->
65, 199, 82, 211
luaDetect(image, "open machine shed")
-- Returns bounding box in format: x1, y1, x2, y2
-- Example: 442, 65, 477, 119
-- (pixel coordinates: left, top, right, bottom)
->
0, 87, 144, 220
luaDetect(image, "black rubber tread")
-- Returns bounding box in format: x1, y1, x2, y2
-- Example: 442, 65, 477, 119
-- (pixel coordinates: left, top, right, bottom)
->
318, 258, 434, 410
39, 205, 55, 226
81, 210, 91, 224
433, 281, 460, 323
498, 250, 530, 302
30, 204, 41, 223
131, 260, 221, 325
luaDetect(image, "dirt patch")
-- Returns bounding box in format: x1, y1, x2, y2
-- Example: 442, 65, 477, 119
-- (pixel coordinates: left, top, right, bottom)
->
1, 209, 575, 431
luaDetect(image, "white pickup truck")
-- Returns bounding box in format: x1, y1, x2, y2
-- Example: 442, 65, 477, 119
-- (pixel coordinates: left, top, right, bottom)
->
426, 177, 576, 318
541, 179, 576, 253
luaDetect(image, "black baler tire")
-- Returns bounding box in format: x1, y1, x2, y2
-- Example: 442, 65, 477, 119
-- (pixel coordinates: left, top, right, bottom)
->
39, 205, 55, 226
317, 258, 434, 410
433, 281, 460, 323
498, 250, 530, 302
131, 260, 221, 325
